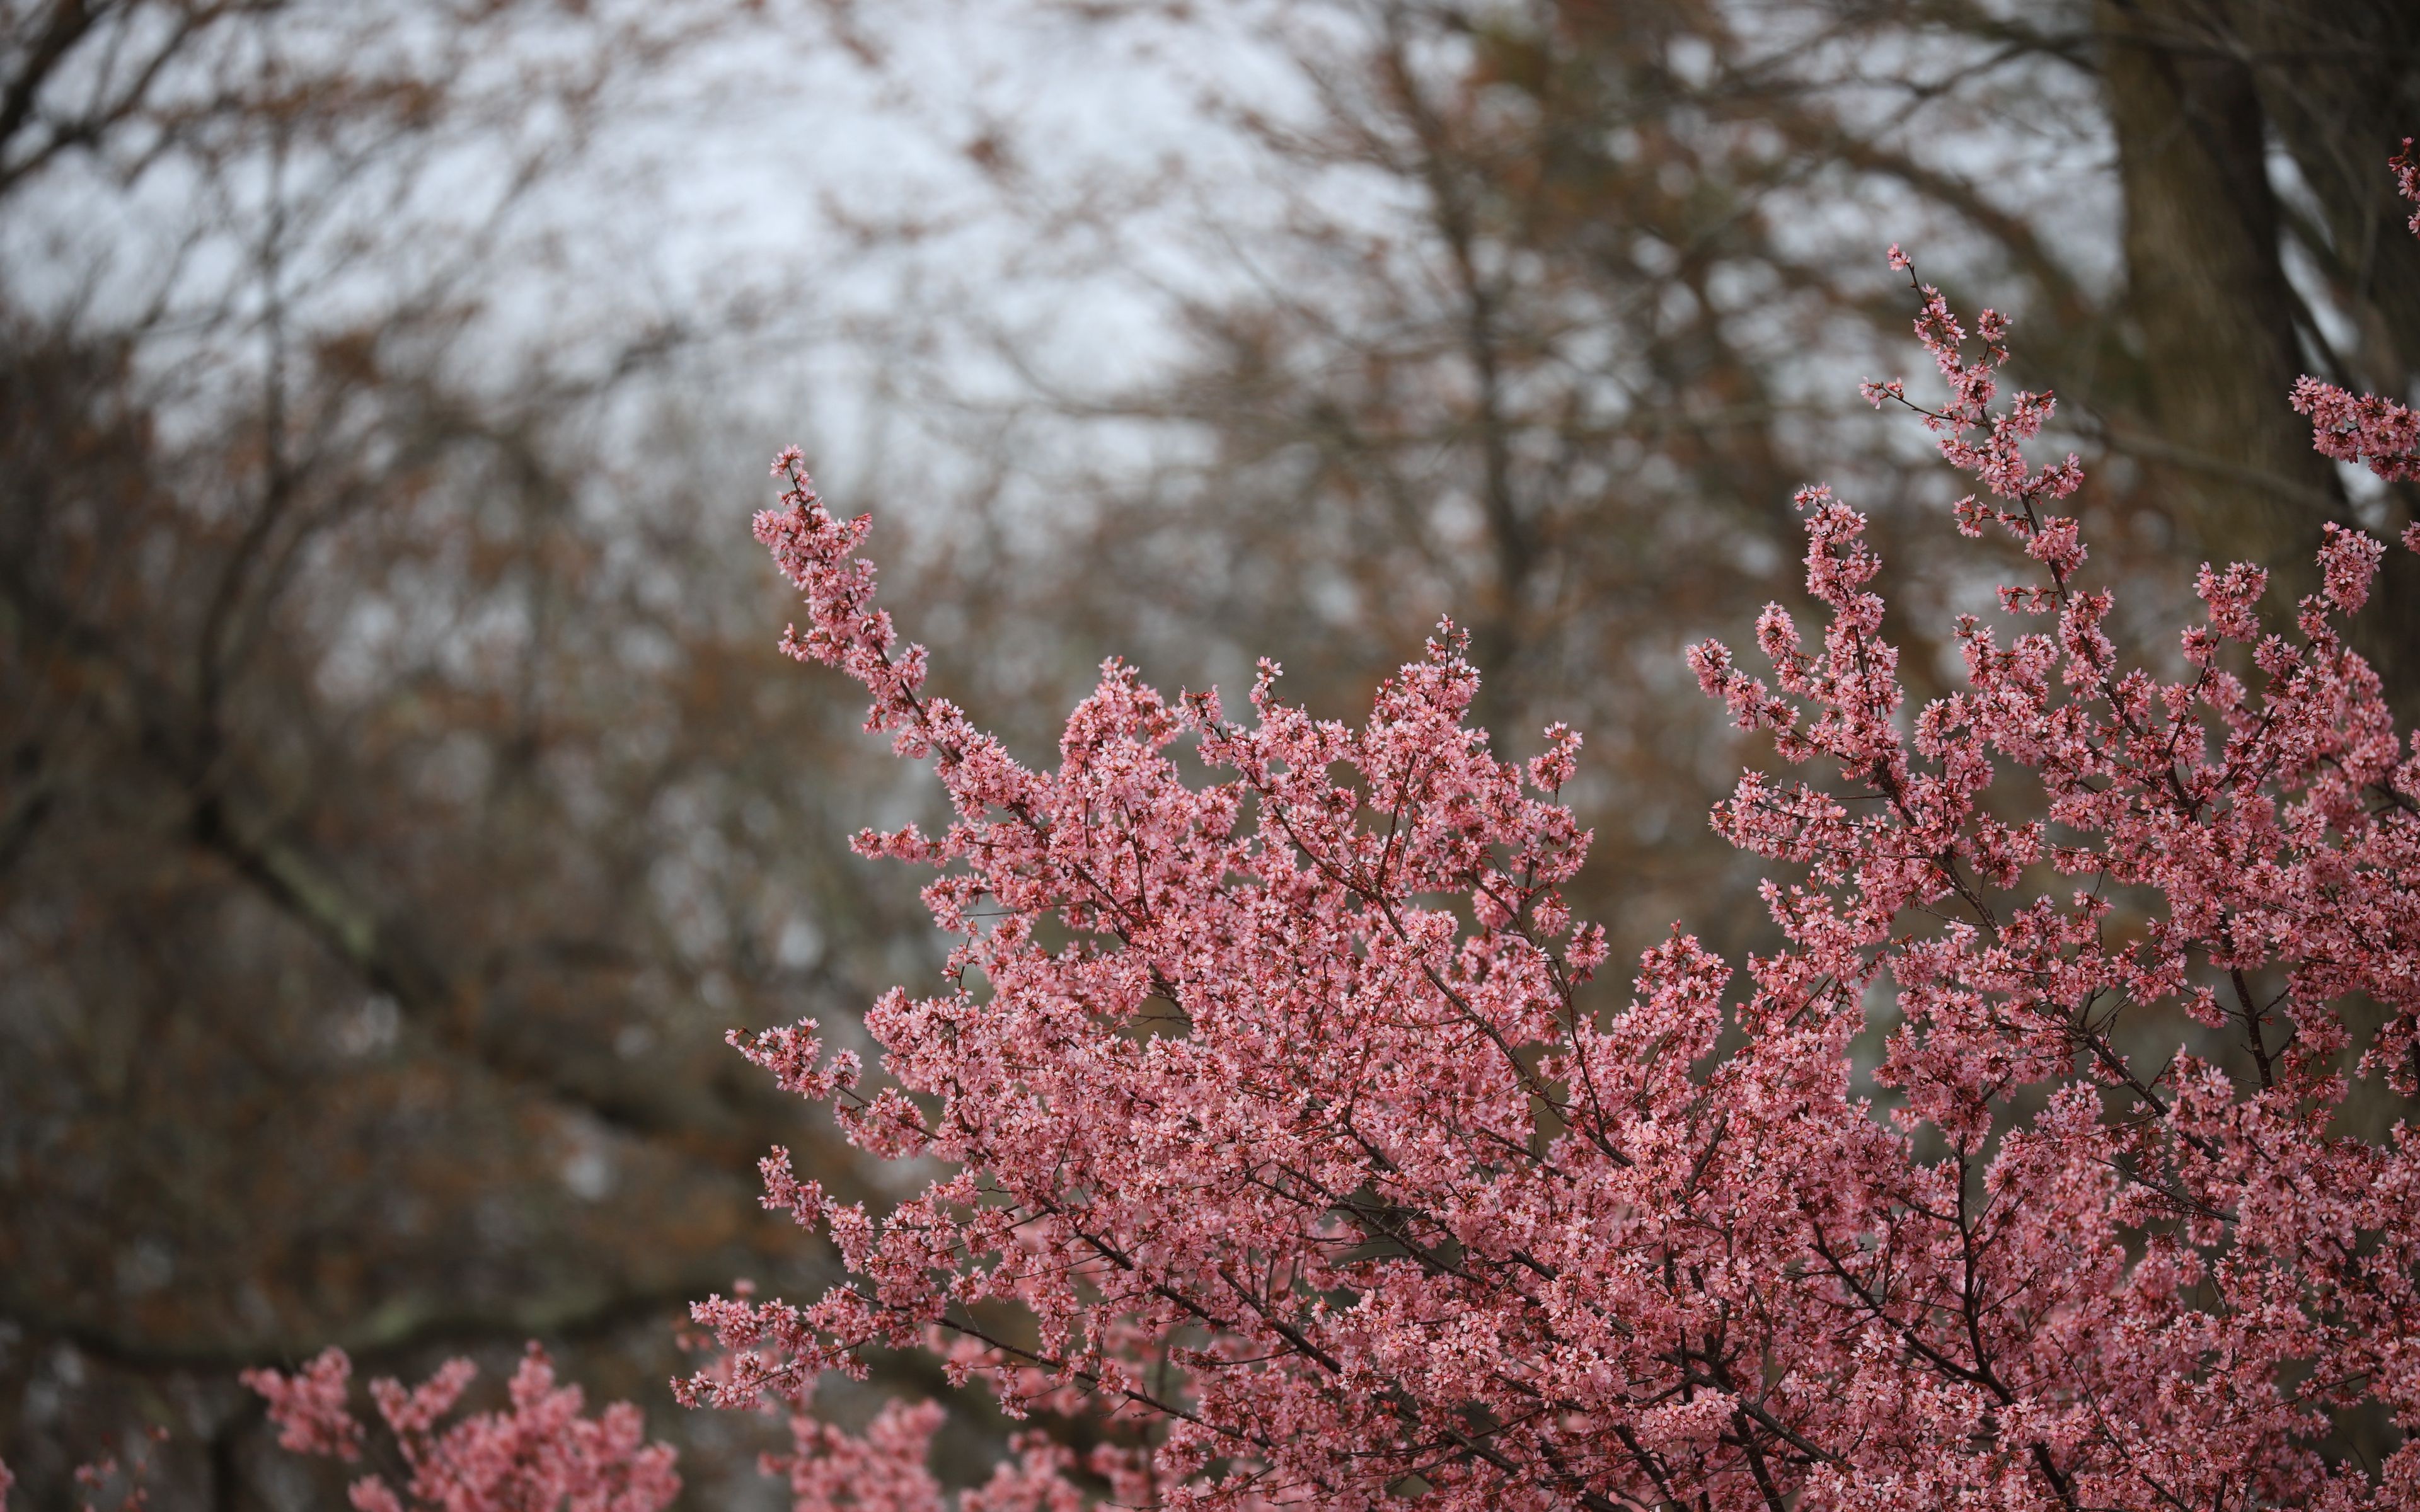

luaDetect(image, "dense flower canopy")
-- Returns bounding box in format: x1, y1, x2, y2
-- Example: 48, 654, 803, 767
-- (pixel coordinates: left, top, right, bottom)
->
673, 198, 2420, 1508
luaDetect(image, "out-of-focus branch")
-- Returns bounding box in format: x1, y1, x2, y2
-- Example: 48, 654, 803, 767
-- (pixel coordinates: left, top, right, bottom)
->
2, 552, 872, 1187
0, 0, 103, 164
0, 0, 253, 201
4, 1278, 715, 1376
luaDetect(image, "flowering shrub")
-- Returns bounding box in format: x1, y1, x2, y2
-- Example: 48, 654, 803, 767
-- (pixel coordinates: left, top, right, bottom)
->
244, 1346, 678, 1512
679, 151, 2420, 1506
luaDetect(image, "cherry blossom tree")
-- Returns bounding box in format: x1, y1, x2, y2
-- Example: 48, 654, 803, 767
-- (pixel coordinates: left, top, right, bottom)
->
677, 149, 2420, 1508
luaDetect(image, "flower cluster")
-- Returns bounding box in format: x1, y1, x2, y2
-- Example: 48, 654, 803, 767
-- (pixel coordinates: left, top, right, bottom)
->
245, 1346, 678, 1512
693, 182, 2420, 1509
2292, 375, 2420, 487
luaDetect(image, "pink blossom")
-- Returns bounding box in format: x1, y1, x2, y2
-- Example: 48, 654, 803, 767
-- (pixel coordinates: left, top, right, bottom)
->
2319, 522, 2387, 614
244, 1348, 364, 1461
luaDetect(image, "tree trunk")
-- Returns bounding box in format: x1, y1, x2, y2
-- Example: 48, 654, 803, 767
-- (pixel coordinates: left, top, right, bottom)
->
2228, 0, 2420, 708
2097, 0, 2342, 586
2229, 0, 2420, 394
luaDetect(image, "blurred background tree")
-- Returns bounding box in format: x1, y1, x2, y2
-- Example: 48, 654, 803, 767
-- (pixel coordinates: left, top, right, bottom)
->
3, 0, 2414, 1506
